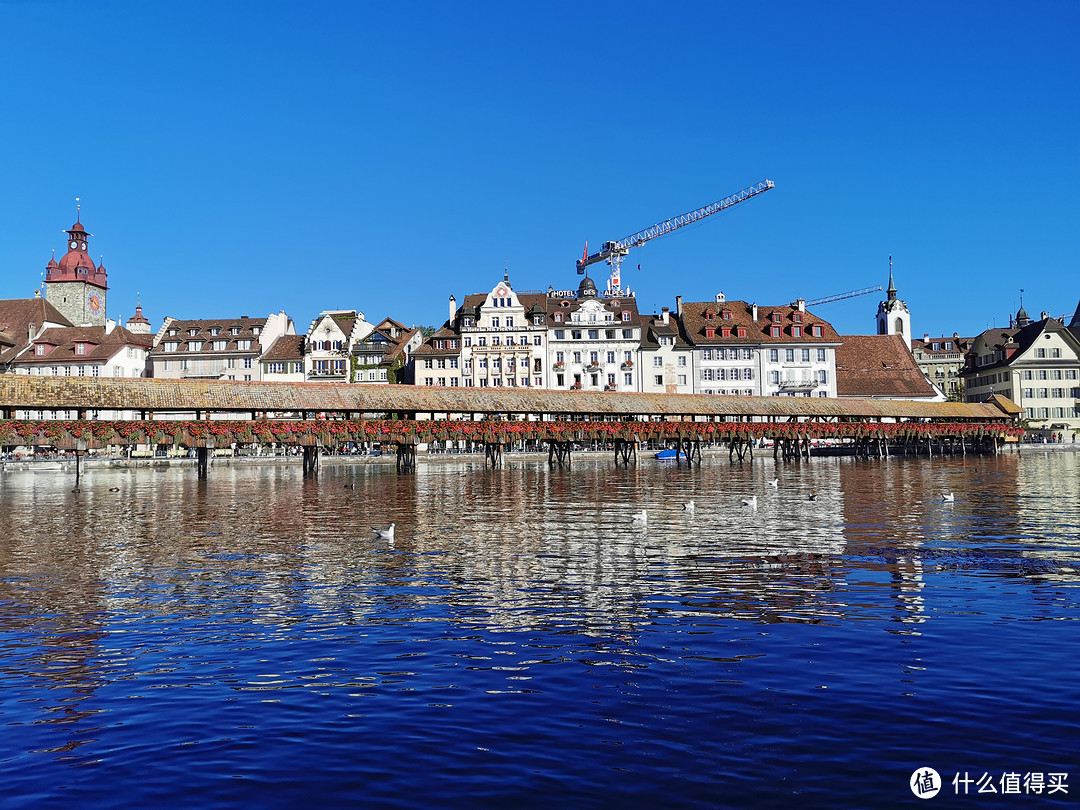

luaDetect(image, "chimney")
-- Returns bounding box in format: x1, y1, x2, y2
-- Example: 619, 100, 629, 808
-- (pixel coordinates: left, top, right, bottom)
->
449, 295, 456, 324
661, 307, 670, 325
796, 298, 806, 312
1041, 311, 1048, 320
675, 295, 683, 316
715, 292, 725, 304
924, 333, 929, 342
751, 303, 758, 322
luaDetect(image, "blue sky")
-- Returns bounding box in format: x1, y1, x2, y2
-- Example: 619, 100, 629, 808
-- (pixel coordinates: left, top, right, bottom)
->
1, 1, 1077, 338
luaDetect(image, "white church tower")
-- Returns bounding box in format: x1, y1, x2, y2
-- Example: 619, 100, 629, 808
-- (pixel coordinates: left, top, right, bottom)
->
876, 256, 911, 345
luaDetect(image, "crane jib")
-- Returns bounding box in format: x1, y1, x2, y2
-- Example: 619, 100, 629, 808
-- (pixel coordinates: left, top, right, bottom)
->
576, 180, 774, 272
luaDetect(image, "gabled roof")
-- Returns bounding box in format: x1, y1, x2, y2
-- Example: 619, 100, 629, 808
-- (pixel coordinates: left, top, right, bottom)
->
151, 317, 267, 356
679, 300, 841, 345
969, 316, 1080, 372
835, 335, 939, 399
261, 334, 306, 362
0, 298, 74, 365
16, 325, 152, 366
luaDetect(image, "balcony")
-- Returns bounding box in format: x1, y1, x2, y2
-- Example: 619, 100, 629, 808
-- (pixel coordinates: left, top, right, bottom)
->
621, 361, 634, 370
777, 378, 820, 392
309, 368, 348, 379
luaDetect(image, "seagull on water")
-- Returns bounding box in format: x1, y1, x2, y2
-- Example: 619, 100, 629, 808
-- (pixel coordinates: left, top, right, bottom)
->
942, 492, 955, 502
808, 493, 817, 501
741, 495, 758, 509
373, 523, 395, 541
767, 478, 779, 487
683, 500, 695, 511
631, 509, 647, 524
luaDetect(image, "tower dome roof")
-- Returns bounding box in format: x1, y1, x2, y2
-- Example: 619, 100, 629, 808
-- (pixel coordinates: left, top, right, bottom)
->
578, 274, 598, 298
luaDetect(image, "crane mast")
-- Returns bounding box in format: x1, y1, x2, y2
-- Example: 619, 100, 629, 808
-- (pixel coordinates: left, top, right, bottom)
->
576, 179, 774, 296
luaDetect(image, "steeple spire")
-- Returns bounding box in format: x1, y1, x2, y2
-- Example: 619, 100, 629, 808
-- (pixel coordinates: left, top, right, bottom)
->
886, 255, 897, 301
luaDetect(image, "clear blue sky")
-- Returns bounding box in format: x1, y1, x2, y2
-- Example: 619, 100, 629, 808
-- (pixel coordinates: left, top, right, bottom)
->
1, 1, 1077, 338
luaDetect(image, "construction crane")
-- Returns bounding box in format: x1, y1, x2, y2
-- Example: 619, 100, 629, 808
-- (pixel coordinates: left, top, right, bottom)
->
804, 285, 883, 307
576, 180, 775, 296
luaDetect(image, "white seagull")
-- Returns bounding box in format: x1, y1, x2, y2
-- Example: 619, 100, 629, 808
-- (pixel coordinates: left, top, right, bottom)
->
942, 492, 955, 502
683, 500, 695, 511
373, 523, 396, 541
767, 478, 779, 487
631, 509, 648, 524
741, 495, 758, 509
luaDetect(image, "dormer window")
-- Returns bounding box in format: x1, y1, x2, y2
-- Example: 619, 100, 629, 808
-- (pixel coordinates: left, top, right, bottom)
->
230, 327, 241, 335
771, 313, 782, 324
770, 326, 781, 338
189, 340, 204, 351
554, 313, 563, 323
168, 328, 178, 337
812, 325, 822, 337
209, 327, 221, 336
793, 312, 803, 324
622, 311, 631, 322
252, 326, 261, 335
35, 344, 45, 356
705, 327, 716, 338
189, 328, 199, 336
76, 343, 86, 355
705, 310, 715, 321
736, 327, 747, 338
721, 327, 732, 338
722, 310, 733, 320
792, 325, 802, 337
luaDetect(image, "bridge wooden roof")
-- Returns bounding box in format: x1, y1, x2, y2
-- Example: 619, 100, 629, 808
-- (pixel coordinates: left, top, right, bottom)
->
0, 376, 1015, 422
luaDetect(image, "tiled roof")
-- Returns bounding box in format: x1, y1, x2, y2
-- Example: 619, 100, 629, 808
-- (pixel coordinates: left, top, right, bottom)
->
678, 300, 841, 344
17, 325, 151, 366
152, 317, 266, 356
0, 298, 74, 365
261, 334, 305, 361
835, 335, 938, 399
0, 375, 1014, 422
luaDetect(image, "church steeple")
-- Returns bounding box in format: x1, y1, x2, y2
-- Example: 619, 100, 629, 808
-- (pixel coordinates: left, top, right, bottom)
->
876, 255, 911, 344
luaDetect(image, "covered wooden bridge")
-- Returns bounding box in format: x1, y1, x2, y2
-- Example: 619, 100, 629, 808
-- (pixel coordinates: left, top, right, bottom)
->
0, 376, 1021, 477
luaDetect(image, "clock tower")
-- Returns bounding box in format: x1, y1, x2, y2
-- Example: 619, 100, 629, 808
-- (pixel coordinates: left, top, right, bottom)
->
875, 256, 911, 346
44, 215, 109, 326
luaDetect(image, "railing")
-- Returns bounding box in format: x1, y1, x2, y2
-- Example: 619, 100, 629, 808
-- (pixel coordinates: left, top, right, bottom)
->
777, 379, 820, 391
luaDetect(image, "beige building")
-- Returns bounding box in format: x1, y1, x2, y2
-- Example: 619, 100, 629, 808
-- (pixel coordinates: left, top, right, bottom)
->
150, 312, 294, 380
963, 305, 1080, 434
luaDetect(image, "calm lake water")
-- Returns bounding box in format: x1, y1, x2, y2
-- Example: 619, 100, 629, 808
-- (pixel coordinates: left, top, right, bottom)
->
1, 450, 1078, 808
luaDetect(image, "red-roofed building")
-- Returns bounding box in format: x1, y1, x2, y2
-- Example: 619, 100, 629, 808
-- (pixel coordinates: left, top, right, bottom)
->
835, 335, 941, 401
676, 293, 841, 397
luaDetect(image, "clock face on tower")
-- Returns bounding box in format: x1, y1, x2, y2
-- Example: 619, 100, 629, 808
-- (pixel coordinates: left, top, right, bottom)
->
70, 240, 79, 250
88, 292, 102, 315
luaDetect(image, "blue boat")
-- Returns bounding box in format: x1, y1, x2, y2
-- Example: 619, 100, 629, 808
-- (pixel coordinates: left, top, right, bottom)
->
654, 448, 678, 460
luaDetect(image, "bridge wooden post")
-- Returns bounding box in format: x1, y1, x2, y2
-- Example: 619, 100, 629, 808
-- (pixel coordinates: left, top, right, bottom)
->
613, 437, 637, 466
196, 439, 212, 480
485, 441, 503, 468
300, 436, 321, 477
548, 439, 571, 468
396, 438, 417, 473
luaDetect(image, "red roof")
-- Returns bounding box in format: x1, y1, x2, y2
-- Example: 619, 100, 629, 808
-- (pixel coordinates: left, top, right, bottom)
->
835, 335, 938, 399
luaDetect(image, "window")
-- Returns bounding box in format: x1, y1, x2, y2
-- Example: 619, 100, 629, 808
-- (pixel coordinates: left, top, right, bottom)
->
209, 327, 220, 336
607, 351, 616, 363
812, 325, 822, 337
769, 349, 778, 362
189, 340, 203, 351
213, 340, 228, 351
743, 349, 752, 360
35, 344, 45, 356
793, 312, 803, 323
653, 357, 662, 367
785, 349, 795, 362
622, 312, 631, 322
677, 375, 686, 385
588, 330, 599, 340
702, 369, 715, 381
1036, 348, 1046, 358
491, 318, 499, 328
678, 356, 686, 366
792, 326, 802, 337
1051, 348, 1061, 358
76, 343, 85, 355
802, 349, 810, 362
819, 370, 828, 384
655, 375, 663, 385
770, 371, 780, 384
573, 351, 582, 364
572, 330, 582, 340
230, 327, 241, 335
623, 329, 633, 339
818, 348, 826, 361
188, 328, 198, 336
554, 312, 563, 323
624, 373, 632, 385
771, 326, 781, 338
704, 328, 715, 339
743, 369, 753, 380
